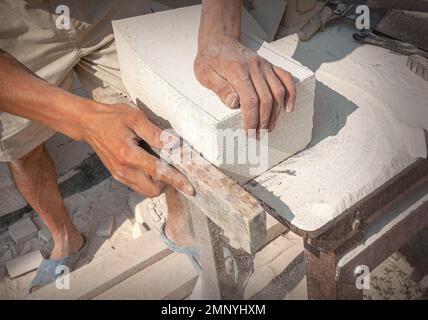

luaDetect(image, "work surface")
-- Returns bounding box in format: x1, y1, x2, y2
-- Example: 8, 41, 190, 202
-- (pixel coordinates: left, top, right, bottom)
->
245, 22, 428, 236
113, 5, 315, 183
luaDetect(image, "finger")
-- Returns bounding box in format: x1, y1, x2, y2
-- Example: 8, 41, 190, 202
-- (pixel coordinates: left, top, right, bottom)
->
103, 144, 169, 198
228, 70, 259, 133
128, 144, 195, 197
249, 59, 273, 134
125, 168, 167, 199
102, 153, 164, 198
268, 101, 280, 133
153, 158, 195, 197
265, 66, 285, 131
195, 64, 239, 109
131, 110, 180, 150
272, 66, 297, 113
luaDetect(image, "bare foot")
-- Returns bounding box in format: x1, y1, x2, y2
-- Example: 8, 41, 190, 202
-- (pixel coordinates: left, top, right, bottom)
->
30, 227, 84, 293
164, 187, 196, 248
50, 226, 84, 260
165, 219, 195, 248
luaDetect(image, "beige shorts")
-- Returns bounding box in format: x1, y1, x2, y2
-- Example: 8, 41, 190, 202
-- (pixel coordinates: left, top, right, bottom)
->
0, 0, 152, 161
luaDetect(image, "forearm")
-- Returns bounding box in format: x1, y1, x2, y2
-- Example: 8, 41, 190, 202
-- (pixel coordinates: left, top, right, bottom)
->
198, 0, 242, 48
0, 53, 194, 196
0, 50, 98, 141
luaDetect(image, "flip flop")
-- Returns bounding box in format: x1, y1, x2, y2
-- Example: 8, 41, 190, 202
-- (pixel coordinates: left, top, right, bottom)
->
29, 236, 89, 293
159, 223, 202, 274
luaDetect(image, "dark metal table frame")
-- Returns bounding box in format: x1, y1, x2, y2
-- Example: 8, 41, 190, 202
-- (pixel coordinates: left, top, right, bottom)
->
193, 158, 428, 299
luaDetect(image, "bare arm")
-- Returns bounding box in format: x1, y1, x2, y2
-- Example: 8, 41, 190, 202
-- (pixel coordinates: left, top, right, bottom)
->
0, 49, 92, 141
195, 0, 297, 135
198, 0, 241, 42
0, 49, 194, 197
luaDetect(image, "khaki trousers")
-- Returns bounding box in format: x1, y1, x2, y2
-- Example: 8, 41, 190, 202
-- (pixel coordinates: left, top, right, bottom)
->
0, 0, 152, 161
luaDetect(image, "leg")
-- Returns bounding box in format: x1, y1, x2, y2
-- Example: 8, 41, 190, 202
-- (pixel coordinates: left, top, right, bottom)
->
398, 228, 428, 279
304, 241, 339, 300
8, 144, 83, 260
164, 187, 195, 247
304, 240, 363, 300
161, 188, 252, 299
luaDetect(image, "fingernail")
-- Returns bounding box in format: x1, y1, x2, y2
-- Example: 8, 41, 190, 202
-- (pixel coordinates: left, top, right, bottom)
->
286, 103, 294, 113
225, 93, 239, 109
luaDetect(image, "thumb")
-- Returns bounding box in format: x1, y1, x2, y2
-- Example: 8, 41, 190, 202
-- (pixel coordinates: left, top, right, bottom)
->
195, 65, 240, 109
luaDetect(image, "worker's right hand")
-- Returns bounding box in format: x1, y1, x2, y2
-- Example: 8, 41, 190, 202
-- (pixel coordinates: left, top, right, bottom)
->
81, 103, 195, 198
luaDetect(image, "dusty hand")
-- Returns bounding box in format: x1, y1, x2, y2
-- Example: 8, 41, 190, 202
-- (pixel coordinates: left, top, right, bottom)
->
82, 103, 194, 198
194, 36, 297, 134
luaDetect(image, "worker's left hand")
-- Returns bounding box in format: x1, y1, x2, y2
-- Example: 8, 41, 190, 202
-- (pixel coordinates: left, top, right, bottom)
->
194, 35, 296, 135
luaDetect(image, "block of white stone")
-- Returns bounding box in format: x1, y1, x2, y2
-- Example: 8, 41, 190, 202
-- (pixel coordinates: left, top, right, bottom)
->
96, 217, 115, 238
8, 218, 38, 244
0, 250, 13, 265
32, 215, 46, 230
0, 185, 27, 218
132, 223, 148, 239
6, 250, 43, 278
23, 213, 32, 220
38, 228, 52, 242
113, 5, 315, 183
128, 192, 145, 224
134, 207, 145, 225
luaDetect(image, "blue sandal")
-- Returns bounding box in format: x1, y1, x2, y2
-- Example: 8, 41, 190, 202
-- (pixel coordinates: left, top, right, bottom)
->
29, 236, 89, 293
159, 223, 202, 274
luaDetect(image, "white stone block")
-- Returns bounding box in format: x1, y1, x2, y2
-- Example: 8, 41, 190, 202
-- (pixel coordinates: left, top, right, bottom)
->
8, 217, 38, 244
96, 217, 115, 238
128, 192, 145, 224
32, 215, 46, 230
22, 213, 32, 219
5, 250, 43, 278
0, 186, 27, 218
134, 209, 145, 225
132, 223, 148, 239
113, 5, 315, 183
38, 228, 52, 242
0, 250, 13, 265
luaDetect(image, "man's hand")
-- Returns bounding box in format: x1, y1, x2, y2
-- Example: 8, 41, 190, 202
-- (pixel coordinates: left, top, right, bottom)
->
196, 0, 296, 135
195, 36, 296, 133
0, 50, 194, 198
82, 103, 195, 198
